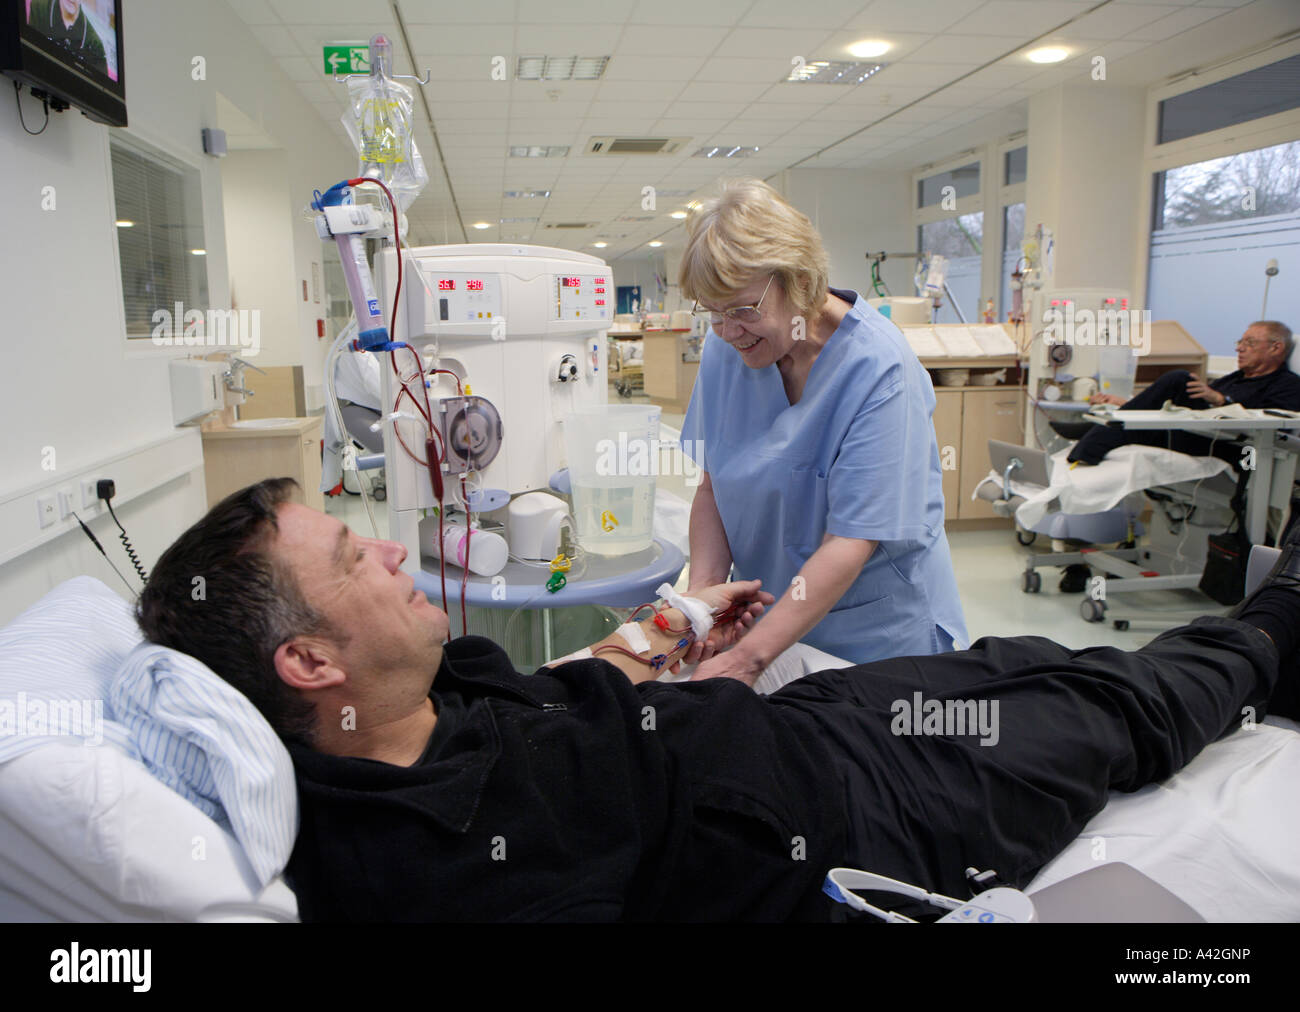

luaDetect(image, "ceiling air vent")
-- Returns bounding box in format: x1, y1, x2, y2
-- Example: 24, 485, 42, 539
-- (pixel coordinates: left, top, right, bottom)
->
544, 222, 596, 229
585, 136, 691, 156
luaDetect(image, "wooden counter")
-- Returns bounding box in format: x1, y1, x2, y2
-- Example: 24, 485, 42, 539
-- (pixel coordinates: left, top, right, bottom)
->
200, 416, 324, 510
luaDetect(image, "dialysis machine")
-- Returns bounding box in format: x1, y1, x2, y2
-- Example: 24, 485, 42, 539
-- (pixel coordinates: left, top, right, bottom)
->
373, 243, 613, 575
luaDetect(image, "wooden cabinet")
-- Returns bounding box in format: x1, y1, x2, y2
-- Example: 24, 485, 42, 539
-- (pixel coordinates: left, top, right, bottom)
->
642, 330, 700, 411
931, 386, 1026, 522
200, 416, 324, 511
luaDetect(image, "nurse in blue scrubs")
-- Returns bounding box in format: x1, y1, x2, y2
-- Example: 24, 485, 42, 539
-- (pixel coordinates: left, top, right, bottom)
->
678, 178, 967, 685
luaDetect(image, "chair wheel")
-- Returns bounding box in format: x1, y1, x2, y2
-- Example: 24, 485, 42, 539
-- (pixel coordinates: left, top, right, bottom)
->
1021, 570, 1042, 594
1113, 620, 1130, 631
372, 485, 387, 502
1080, 599, 1106, 623
1016, 529, 1036, 546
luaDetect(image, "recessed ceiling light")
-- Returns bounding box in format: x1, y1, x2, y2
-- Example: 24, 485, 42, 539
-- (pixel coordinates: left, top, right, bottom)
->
692, 145, 760, 158
592, 241, 608, 248
516, 56, 609, 81
508, 145, 570, 158
115, 220, 134, 227
669, 211, 688, 219
1027, 46, 1069, 64
848, 39, 891, 59
472, 222, 492, 230
504, 190, 551, 198
190, 249, 206, 255
648, 241, 663, 247
499, 217, 538, 224
786, 59, 884, 84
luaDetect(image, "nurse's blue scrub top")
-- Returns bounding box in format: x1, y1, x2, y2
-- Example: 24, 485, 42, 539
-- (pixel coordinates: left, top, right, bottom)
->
680, 287, 968, 664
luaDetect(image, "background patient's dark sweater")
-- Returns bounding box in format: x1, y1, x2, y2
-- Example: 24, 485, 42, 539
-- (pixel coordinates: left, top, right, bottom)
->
286, 636, 841, 922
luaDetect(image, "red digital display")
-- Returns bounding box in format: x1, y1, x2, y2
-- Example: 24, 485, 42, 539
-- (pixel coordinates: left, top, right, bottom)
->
438, 279, 455, 291
466, 279, 484, 291
595, 287, 605, 294
594, 277, 606, 284
562, 277, 581, 287
595, 299, 606, 306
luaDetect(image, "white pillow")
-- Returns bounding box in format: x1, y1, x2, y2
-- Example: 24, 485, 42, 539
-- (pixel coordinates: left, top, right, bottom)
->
0, 577, 298, 922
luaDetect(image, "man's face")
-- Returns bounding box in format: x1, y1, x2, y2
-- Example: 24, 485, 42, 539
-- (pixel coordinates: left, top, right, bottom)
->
704, 276, 798, 369
1236, 325, 1283, 373
272, 503, 449, 697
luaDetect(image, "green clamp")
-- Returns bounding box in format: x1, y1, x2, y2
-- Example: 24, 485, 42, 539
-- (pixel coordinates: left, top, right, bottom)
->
546, 571, 567, 594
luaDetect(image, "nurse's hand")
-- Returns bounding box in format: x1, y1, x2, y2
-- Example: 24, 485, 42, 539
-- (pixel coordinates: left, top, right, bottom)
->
679, 579, 772, 665
688, 648, 765, 687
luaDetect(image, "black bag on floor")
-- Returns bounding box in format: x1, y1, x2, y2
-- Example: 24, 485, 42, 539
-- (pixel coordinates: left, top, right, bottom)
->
1198, 470, 1252, 605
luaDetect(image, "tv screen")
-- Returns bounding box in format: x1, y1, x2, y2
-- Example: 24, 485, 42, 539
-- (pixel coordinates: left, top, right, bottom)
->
1, 0, 126, 126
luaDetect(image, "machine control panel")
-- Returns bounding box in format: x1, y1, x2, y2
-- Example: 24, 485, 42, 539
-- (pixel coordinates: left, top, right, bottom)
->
554, 274, 612, 322
424, 272, 504, 325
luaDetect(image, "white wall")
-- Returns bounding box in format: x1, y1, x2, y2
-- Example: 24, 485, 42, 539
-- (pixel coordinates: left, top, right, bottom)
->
0, 0, 354, 623
777, 168, 914, 299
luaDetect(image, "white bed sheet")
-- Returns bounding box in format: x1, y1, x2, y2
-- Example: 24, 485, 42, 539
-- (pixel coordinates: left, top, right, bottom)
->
972, 444, 1231, 529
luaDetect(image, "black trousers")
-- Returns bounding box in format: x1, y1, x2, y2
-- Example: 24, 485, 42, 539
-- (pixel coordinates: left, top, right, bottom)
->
1067, 369, 1242, 467
769, 616, 1280, 904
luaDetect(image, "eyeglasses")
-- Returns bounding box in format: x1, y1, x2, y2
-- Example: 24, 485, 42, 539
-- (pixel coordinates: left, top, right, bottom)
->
1236, 337, 1276, 349
692, 275, 774, 326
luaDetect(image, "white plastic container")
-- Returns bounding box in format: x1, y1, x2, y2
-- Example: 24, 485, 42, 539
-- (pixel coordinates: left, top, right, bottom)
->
563, 405, 660, 556
419, 520, 508, 576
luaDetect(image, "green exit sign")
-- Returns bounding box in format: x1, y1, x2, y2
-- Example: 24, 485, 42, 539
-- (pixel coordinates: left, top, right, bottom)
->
323, 44, 369, 75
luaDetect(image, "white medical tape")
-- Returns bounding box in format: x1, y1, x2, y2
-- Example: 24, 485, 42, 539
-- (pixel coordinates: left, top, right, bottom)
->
656, 582, 714, 640
615, 622, 651, 655
551, 646, 593, 664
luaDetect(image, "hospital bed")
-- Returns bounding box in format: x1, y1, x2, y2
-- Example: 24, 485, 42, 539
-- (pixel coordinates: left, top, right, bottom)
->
2, 575, 1298, 922
977, 408, 1300, 628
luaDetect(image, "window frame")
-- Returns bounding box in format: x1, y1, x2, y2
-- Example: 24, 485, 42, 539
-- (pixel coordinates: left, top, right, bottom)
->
1135, 38, 1300, 307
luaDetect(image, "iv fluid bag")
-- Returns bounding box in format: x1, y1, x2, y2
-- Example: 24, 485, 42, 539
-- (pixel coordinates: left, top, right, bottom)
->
341, 74, 428, 212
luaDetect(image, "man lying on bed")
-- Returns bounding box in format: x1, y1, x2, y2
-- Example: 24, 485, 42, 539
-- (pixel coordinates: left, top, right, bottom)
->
1068, 319, 1300, 466
135, 478, 1300, 921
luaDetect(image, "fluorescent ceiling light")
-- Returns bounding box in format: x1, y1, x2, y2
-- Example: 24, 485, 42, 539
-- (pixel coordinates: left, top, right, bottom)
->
786, 59, 884, 84
848, 39, 891, 59
472, 222, 493, 229
516, 56, 609, 81
592, 241, 608, 248
190, 249, 206, 255
503, 190, 551, 198
1027, 46, 1069, 64
499, 216, 538, 224
648, 241, 663, 247
509, 145, 570, 158
692, 145, 760, 158
115, 220, 134, 227
669, 211, 688, 219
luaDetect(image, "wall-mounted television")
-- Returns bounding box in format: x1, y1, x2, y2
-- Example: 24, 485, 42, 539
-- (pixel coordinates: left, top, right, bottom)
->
1, 1, 126, 127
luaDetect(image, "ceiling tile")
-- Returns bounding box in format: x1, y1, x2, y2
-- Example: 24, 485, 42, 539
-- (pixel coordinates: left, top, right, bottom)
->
947, 1, 1098, 38
841, 0, 985, 33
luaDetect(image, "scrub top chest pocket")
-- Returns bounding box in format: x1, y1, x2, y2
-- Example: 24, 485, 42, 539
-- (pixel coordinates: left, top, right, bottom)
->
783, 465, 829, 551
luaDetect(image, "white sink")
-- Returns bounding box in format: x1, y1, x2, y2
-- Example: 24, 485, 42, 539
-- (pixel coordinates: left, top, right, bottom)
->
230, 417, 301, 429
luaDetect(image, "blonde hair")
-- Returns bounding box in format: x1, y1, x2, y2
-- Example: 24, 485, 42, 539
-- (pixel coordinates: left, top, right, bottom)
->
678, 178, 830, 320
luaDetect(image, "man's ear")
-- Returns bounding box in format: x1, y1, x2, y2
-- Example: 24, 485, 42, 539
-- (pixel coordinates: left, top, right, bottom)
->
275, 638, 347, 693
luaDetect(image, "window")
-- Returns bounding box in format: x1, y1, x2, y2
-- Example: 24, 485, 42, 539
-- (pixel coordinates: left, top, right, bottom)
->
917, 161, 979, 209
111, 136, 209, 339
1157, 54, 1300, 145
1003, 146, 1027, 186
918, 214, 983, 324
1147, 140, 1300, 356
1000, 202, 1025, 320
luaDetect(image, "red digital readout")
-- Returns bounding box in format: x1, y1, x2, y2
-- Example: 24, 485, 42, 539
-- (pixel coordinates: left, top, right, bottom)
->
594, 277, 607, 284
594, 287, 605, 294
561, 277, 581, 287
438, 279, 455, 291
595, 299, 606, 306
466, 279, 484, 291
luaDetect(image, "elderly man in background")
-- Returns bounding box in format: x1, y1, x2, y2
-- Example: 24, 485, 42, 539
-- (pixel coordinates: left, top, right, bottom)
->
1068, 320, 1300, 466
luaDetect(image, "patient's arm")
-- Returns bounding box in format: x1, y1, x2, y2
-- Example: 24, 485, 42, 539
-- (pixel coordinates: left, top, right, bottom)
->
690, 534, 877, 686
545, 580, 772, 684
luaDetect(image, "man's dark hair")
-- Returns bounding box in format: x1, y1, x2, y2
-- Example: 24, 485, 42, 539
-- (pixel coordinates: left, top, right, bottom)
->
135, 477, 329, 745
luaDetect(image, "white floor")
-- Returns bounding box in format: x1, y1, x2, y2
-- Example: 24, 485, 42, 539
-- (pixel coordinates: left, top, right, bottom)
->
323, 384, 1225, 654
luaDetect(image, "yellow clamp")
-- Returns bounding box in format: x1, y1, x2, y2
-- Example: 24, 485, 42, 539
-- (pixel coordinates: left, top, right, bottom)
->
549, 553, 572, 573
600, 510, 619, 532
